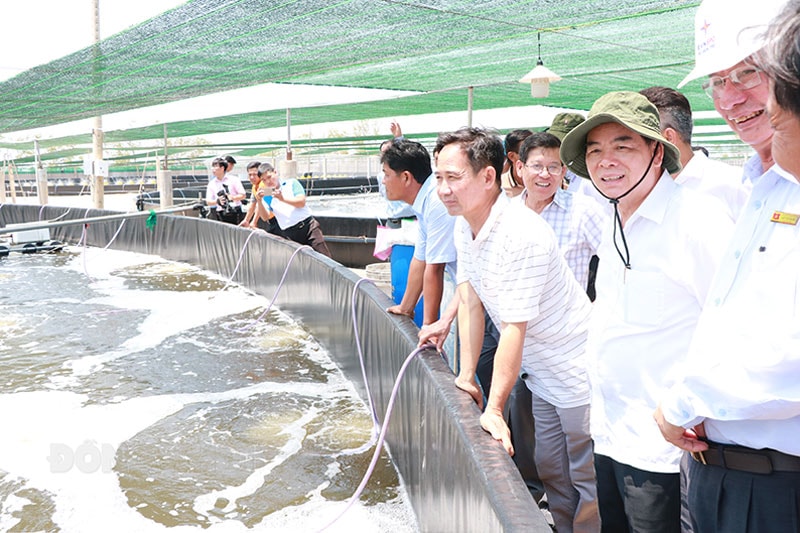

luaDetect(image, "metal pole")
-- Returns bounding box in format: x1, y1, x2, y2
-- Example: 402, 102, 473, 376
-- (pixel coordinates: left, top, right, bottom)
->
162, 123, 169, 170
0, 204, 200, 236
286, 108, 292, 160
34, 139, 48, 205
0, 161, 6, 204
467, 86, 474, 128
9, 162, 17, 202
280, 108, 298, 178
91, 0, 105, 210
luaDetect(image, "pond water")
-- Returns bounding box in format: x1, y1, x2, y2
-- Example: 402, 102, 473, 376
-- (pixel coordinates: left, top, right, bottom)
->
0, 246, 417, 532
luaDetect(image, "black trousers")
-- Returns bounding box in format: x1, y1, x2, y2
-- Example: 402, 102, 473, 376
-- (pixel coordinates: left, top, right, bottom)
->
281, 217, 331, 258
687, 452, 800, 533
255, 216, 282, 237
594, 453, 680, 533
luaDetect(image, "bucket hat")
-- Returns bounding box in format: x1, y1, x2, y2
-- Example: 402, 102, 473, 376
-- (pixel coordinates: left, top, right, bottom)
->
678, 0, 788, 87
547, 112, 586, 141
560, 91, 681, 179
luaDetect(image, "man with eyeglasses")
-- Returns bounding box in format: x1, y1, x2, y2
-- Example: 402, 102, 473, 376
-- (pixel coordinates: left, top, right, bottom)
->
654, 1, 799, 532
677, 0, 783, 190
515, 132, 607, 293
560, 91, 734, 532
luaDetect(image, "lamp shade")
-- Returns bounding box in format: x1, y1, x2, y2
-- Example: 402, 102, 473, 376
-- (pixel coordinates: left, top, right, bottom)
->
519, 62, 562, 98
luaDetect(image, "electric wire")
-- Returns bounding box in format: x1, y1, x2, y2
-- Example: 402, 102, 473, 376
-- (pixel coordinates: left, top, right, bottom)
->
318, 342, 434, 533
212, 229, 260, 297
103, 219, 126, 250
224, 244, 312, 333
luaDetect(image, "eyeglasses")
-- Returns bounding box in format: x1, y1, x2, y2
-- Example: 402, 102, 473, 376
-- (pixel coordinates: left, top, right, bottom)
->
524, 163, 563, 175
702, 66, 764, 99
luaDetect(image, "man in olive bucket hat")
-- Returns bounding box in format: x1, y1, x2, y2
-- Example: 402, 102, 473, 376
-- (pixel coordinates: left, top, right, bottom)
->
560, 91, 735, 532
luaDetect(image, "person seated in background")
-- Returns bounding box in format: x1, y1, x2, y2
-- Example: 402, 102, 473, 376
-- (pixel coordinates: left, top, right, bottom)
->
500, 129, 532, 198
381, 139, 456, 327
205, 157, 246, 225
241, 161, 281, 235
640, 86, 749, 222
256, 163, 331, 257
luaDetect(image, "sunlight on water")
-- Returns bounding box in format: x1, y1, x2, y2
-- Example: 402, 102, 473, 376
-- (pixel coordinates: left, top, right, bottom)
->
0, 247, 417, 532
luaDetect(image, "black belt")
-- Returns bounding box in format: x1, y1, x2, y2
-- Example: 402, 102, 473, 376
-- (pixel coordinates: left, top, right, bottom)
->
287, 216, 313, 231
691, 440, 800, 475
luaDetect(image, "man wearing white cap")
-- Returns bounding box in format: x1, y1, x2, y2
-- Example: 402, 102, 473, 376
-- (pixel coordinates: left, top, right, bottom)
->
653, 0, 800, 531
677, 0, 785, 187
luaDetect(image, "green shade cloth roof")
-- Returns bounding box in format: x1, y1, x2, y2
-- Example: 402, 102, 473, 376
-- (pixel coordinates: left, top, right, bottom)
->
0, 0, 707, 138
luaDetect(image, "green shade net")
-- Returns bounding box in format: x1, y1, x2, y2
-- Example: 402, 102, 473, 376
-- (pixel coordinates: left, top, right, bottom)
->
0, 0, 738, 167
0, 1, 703, 128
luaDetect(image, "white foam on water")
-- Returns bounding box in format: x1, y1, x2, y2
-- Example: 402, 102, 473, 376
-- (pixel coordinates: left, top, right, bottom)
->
0, 382, 414, 532
65, 288, 262, 376
1, 247, 419, 532
59, 247, 264, 377
254, 495, 418, 533
193, 407, 319, 518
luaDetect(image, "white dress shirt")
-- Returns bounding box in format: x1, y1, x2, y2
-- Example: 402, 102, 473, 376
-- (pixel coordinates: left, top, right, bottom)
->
588, 172, 734, 473
676, 150, 749, 222
660, 164, 800, 457
411, 174, 457, 279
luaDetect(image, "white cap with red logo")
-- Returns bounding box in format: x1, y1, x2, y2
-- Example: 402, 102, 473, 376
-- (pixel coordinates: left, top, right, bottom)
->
678, 0, 789, 88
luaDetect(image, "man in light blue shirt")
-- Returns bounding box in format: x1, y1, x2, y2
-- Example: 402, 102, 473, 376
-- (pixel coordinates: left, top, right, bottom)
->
381, 139, 456, 326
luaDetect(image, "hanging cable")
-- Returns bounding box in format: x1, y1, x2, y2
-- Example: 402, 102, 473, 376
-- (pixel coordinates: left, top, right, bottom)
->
49, 208, 73, 222
211, 229, 261, 297
317, 342, 434, 533
224, 244, 312, 333
103, 219, 126, 250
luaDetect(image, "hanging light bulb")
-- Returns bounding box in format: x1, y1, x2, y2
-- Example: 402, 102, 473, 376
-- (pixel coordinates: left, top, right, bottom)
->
519, 32, 562, 98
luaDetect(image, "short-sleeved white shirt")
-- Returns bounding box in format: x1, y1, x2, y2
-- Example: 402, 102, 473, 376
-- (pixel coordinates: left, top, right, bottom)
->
205, 175, 245, 209
455, 193, 592, 408
270, 178, 313, 230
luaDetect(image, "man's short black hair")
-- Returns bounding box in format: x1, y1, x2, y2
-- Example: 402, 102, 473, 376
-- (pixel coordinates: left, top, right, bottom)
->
246, 161, 261, 171
380, 139, 432, 185
639, 86, 694, 145
518, 132, 562, 163
257, 162, 275, 177
435, 127, 504, 186
504, 129, 534, 156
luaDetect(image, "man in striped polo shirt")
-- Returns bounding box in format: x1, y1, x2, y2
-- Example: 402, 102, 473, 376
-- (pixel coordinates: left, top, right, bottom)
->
433, 127, 599, 533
